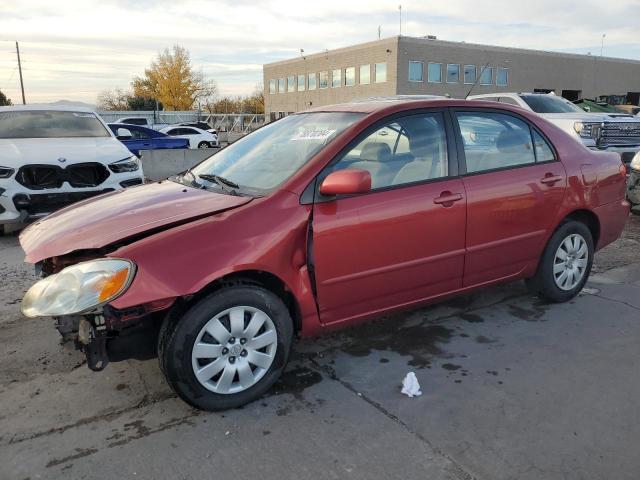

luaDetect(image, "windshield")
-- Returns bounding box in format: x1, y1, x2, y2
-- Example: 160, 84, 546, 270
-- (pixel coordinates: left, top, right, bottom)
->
179, 112, 363, 194
520, 95, 583, 114
0, 111, 111, 139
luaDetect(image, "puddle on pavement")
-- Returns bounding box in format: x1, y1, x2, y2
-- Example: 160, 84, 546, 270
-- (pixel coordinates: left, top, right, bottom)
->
332, 316, 454, 369
507, 301, 549, 322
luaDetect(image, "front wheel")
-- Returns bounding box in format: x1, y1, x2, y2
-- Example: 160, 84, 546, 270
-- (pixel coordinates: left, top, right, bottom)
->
526, 220, 594, 302
198, 141, 210, 149
159, 286, 293, 411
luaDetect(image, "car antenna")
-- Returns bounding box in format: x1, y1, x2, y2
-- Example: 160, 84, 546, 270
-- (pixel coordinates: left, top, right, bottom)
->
465, 61, 490, 99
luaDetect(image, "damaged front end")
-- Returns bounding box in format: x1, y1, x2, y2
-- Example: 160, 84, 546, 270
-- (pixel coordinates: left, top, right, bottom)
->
23, 256, 173, 371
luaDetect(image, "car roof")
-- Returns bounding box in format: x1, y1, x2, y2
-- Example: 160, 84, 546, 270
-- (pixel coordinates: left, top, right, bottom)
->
0, 104, 96, 113
302, 97, 524, 115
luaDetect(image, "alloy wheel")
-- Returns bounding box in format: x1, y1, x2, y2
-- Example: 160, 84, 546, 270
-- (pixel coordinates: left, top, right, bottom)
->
191, 306, 278, 394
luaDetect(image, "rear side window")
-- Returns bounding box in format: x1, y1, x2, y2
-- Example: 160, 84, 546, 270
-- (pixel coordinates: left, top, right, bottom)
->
456, 112, 536, 173
532, 130, 555, 162
331, 113, 448, 189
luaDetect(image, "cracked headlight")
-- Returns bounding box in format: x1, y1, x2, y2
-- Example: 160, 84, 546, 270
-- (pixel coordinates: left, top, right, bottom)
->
21, 259, 135, 317
108, 156, 140, 173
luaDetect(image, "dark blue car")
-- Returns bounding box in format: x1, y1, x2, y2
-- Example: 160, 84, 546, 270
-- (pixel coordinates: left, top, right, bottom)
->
108, 123, 189, 157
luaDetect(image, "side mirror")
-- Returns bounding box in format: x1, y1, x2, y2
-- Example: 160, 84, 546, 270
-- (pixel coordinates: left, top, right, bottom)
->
320, 169, 371, 196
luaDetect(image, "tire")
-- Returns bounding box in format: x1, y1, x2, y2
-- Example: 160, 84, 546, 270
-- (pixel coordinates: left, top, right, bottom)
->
526, 220, 594, 303
198, 141, 210, 149
159, 286, 293, 411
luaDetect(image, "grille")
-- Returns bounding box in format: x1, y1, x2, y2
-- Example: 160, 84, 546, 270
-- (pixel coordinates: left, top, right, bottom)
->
600, 122, 640, 146
15, 163, 110, 190
13, 189, 114, 216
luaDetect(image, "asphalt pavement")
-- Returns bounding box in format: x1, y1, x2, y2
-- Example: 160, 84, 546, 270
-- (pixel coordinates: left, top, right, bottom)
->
1, 215, 639, 480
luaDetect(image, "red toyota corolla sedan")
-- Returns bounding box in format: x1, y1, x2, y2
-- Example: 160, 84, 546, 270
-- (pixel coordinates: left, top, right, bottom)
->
20, 98, 629, 410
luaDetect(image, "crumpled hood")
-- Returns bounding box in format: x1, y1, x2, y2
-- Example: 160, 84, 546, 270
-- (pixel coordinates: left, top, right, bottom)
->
0, 137, 132, 167
20, 181, 252, 263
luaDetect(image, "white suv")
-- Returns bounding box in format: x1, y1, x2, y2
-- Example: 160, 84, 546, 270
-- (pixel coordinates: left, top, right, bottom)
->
0, 105, 144, 231
468, 92, 640, 166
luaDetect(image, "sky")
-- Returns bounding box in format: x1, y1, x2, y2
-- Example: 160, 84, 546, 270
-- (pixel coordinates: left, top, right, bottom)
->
0, 0, 639, 105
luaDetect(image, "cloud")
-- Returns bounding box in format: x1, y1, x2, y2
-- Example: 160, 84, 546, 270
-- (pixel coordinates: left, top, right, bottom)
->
0, 0, 638, 104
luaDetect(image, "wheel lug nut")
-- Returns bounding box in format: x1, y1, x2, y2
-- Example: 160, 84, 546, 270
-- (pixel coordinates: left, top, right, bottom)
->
222, 347, 229, 355
240, 350, 247, 357
229, 337, 236, 344
229, 356, 236, 364
240, 338, 246, 345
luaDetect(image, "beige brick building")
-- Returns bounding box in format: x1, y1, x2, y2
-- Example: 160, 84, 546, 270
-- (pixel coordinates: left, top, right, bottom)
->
263, 36, 640, 120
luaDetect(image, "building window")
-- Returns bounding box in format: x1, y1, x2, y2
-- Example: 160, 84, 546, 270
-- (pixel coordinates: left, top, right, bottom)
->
479, 66, 493, 85
332, 69, 342, 88
269, 79, 276, 94
408, 61, 423, 82
375, 62, 387, 83
345, 67, 355, 86
496, 68, 509, 86
319, 71, 329, 89
360, 64, 371, 84
308, 73, 317, 90
446, 64, 460, 83
287, 75, 295, 92
297, 74, 305, 91
278, 78, 285, 93
464, 65, 476, 85
428, 63, 442, 83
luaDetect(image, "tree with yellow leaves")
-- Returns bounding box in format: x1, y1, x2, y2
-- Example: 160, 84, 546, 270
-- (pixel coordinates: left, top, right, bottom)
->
132, 45, 216, 111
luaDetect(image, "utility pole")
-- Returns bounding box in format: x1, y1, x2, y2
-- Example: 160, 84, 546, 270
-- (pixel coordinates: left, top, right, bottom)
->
398, 5, 402, 36
600, 33, 606, 57
16, 41, 25, 105
378, 25, 381, 39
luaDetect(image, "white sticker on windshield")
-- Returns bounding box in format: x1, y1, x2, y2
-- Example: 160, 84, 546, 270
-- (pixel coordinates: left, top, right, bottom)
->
73, 113, 95, 118
291, 128, 336, 141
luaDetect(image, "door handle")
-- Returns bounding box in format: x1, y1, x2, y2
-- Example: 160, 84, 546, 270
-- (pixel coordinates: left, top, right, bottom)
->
433, 192, 463, 206
540, 174, 563, 185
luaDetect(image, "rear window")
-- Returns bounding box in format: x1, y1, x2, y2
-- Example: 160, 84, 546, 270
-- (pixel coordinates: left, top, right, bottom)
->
0, 111, 111, 139
520, 95, 582, 114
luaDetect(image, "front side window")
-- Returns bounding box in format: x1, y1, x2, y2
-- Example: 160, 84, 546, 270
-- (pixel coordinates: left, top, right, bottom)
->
496, 68, 509, 86
297, 74, 305, 92
464, 65, 477, 84
345, 67, 356, 86
332, 69, 342, 88
360, 64, 371, 84
308, 73, 317, 90
182, 112, 364, 193
479, 66, 493, 85
428, 63, 442, 83
456, 112, 536, 173
375, 63, 387, 83
331, 113, 448, 189
287, 75, 295, 92
447, 64, 460, 83
278, 78, 285, 93
319, 71, 329, 89
408, 61, 423, 82
269, 79, 276, 94
0, 111, 110, 139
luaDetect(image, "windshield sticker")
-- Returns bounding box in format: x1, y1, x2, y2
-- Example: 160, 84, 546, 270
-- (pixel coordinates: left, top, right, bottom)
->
72, 113, 95, 118
291, 128, 336, 141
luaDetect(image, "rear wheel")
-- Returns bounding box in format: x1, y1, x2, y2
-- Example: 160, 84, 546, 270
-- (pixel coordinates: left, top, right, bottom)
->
159, 285, 293, 411
526, 220, 594, 302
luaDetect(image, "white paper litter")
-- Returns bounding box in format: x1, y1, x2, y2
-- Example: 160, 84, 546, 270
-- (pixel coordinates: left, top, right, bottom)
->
401, 372, 422, 397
